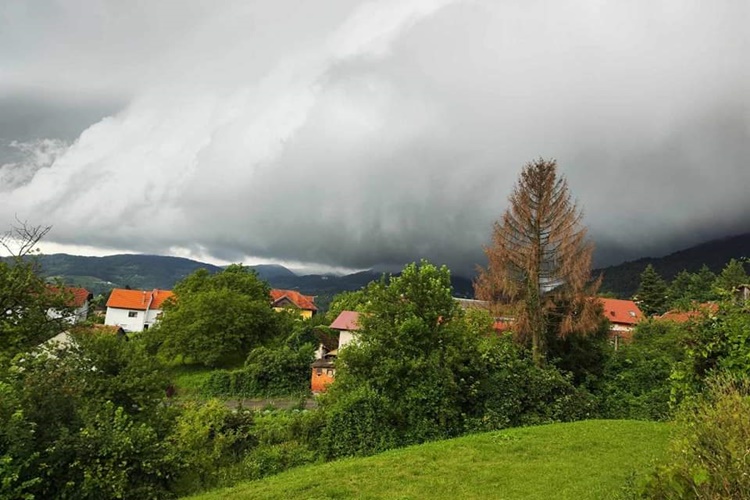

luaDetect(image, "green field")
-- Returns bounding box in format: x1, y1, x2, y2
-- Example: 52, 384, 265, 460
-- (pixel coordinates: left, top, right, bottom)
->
188, 419, 670, 500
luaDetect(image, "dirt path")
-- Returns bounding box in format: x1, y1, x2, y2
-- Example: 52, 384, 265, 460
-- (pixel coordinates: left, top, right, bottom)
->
223, 397, 318, 410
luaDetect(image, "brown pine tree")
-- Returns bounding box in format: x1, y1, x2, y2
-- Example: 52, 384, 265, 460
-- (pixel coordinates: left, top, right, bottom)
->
475, 158, 601, 366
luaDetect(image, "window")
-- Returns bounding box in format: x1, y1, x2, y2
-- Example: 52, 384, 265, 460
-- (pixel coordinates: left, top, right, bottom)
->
128, 311, 138, 318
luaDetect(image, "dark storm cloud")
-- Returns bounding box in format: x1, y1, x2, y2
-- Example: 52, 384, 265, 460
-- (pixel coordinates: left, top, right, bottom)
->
1, 0, 748, 275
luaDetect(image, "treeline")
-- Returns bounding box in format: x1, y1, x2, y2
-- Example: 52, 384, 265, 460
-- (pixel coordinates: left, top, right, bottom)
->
636, 259, 748, 315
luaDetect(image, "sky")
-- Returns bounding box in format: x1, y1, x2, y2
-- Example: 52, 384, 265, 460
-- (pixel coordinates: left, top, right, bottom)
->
1, 0, 748, 276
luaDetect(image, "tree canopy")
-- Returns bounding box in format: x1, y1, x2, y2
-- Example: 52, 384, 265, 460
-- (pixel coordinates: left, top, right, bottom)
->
149, 265, 281, 366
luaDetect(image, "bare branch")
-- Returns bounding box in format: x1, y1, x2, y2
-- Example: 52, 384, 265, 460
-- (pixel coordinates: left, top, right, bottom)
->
1, 216, 52, 258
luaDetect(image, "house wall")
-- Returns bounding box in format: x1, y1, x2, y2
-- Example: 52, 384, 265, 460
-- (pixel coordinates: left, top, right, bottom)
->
338, 330, 356, 349
273, 307, 313, 319
311, 366, 335, 392
105, 307, 145, 331
105, 307, 164, 332
47, 303, 88, 325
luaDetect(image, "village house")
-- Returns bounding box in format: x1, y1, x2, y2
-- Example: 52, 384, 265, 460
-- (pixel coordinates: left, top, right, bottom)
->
270, 289, 317, 319
310, 310, 361, 393
658, 302, 719, 324
46, 286, 93, 325
600, 298, 643, 347
104, 288, 174, 332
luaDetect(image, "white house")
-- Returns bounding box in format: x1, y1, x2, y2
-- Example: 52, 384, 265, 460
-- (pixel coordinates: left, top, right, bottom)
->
104, 288, 174, 332
329, 310, 361, 351
46, 286, 93, 325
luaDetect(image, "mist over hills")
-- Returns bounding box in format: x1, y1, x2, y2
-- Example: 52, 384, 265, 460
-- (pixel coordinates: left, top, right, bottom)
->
596, 232, 750, 298
12, 231, 748, 307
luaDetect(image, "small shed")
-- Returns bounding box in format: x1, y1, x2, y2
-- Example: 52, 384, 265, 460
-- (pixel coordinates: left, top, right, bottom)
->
311, 351, 337, 393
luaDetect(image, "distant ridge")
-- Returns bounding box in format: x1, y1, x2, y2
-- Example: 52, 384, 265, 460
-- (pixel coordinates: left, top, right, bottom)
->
596, 232, 750, 298
20, 231, 745, 305
22, 253, 474, 309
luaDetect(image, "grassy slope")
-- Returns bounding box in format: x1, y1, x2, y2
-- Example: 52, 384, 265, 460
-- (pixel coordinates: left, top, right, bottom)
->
189, 420, 670, 500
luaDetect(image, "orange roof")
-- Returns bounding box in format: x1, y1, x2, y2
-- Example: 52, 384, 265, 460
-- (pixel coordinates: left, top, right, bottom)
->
330, 311, 361, 331
493, 320, 514, 333
659, 303, 718, 323
600, 298, 643, 326
106, 289, 174, 310
46, 286, 92, 307
270, 289, 317, 311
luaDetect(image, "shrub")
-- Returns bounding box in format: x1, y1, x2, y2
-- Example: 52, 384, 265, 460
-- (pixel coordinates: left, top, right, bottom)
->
644, 374, 750, 499
201, 370, 233, 397
597, 320, 687, 421
319, 387, 399, 459
168, 400, 256, 494
468, 336, 596, 431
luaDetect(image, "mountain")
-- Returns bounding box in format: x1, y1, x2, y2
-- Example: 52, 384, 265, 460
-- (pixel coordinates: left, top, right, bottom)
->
596, 232, 750, 298
30, 254, 225, 294
23, 254, 475, 308
29, 230, 746, 306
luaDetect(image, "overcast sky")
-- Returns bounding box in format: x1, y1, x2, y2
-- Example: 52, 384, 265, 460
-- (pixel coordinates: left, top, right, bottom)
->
1, 0, 748, 275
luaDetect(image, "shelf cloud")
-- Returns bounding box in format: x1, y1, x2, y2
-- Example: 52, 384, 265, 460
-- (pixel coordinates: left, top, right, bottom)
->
1, 0, 748, 275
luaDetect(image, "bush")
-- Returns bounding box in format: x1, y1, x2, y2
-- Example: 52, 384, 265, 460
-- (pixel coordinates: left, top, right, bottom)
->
597, 320, 687, 421
200, 345, 314, 398
468, 336, 596, 431
319, 387, 399, 459
644, 374, 750, 499
201, 370, 233, 397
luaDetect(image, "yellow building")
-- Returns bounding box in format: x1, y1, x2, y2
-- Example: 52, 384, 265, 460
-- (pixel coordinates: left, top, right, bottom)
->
270, 289, 317, 319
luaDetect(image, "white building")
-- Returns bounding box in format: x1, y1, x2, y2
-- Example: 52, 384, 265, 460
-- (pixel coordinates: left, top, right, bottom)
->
46, 286, 92, 325
104, 288, 173, 332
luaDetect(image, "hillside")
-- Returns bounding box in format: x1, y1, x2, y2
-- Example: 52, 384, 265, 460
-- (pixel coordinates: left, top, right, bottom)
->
189, 420, 670, 500
23, 253, 474, 302
596, 232, 750, 298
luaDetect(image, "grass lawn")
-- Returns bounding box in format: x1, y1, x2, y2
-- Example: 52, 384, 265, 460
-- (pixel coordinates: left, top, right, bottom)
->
167, 363, 215, 398
187, 419, 670, 500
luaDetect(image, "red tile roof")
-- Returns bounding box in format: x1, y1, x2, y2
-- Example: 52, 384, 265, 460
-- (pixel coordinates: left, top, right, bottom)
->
106, 289, 174, 310
493, 319, 514, 333
659, 303, 718, 323
46, 286, 92, 307
330, 311, 361, 331
600, 298, 643, 326
270, 289, 317, 311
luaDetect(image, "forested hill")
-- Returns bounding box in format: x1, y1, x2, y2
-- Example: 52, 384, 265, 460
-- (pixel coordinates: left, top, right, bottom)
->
21, 253, 474, 304
596, 232, 750, 298
17, 231, 748, 303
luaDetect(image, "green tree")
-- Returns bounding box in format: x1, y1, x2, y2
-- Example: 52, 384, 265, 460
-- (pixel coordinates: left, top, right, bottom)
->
0, 221, 73, 368
1, 330, 179, 499
322, 261, 486, 454
668, 269, 694, 309
475, 158, 601, 366
689, 264, 719, 303
150, 265, 281, 366
716, 258, 748, 293
636, 264, 669, 316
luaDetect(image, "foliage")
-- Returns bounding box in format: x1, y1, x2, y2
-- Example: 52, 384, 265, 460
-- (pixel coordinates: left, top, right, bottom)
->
0, 264, 73, 369
149, 265, 282, 367
467, 335, 597, 431
319, 386, 399, 458
0, 332, 180, 499
636, 264, 669, 316
326, 288, 372, 320
644, 375, 750, 499
475, 158, 600, 365
597, 320, 687, 421
168, 400, 256, 494
322, 261, 485, 455
188, 420, 671, 500
200, 344, 314, 398
715, 258, 748, 293
671, 300, 750, 401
